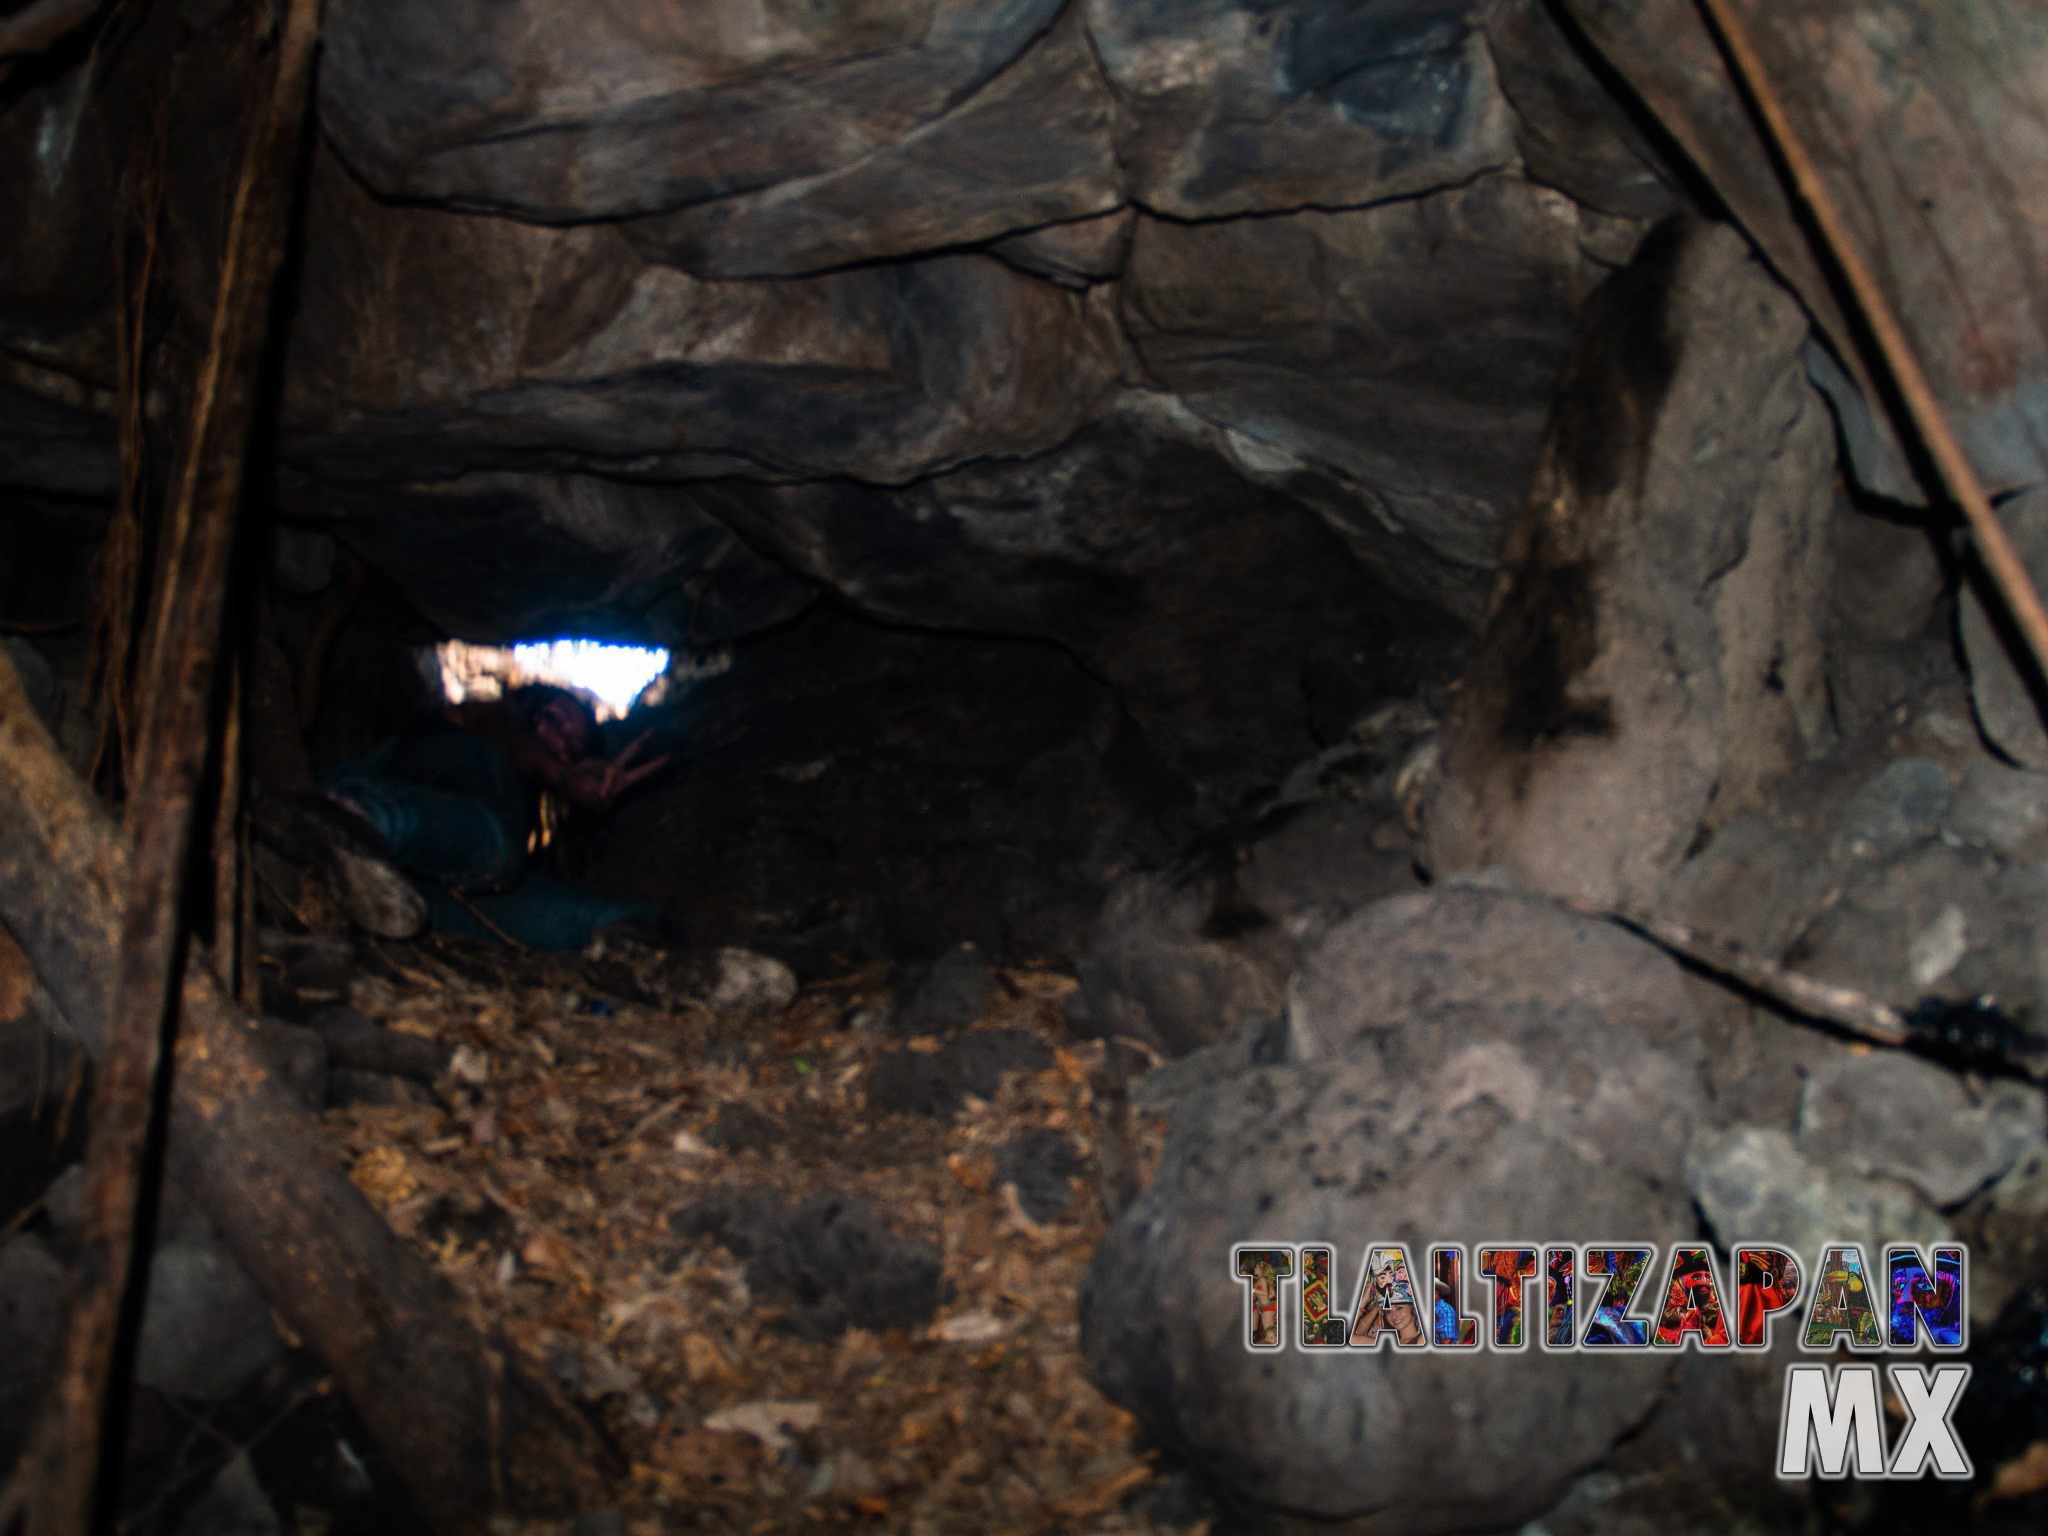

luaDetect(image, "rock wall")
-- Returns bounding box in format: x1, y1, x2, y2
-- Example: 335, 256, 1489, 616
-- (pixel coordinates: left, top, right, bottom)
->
2, 0, 1685, 796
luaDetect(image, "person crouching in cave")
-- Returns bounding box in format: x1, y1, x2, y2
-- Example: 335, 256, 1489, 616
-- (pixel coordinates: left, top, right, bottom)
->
292, 684, 670, 950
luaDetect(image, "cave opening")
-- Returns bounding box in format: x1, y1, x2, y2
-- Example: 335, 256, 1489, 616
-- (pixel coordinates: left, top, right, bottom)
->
5, 5, 2048, 1536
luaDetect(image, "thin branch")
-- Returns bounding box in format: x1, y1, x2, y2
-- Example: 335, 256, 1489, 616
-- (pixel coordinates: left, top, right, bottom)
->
1695, 0, 2048, 692
26, 6, 325, 1533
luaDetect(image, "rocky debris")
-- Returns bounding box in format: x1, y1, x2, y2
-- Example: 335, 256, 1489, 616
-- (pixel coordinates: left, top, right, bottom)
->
327, 1070, 435, 1110
1426, 218, 1836, 909
865, 1030, 1053, 1118
1084, 885, 1708, 1534
256, 930, 359, 1018
135, 1237, 289, 1404
1798, 1052, 2045, 1208
892, 943, 998, 1039
671, 1187, 945, 1341
0, 1233, 64, 1468
1078, 704, 1432, 1056
322, 941, 1163, 1529
993, 1127, 1084, 1225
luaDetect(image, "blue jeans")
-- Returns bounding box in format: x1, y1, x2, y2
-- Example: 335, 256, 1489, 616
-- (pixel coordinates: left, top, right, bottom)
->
321, 731, 654, 949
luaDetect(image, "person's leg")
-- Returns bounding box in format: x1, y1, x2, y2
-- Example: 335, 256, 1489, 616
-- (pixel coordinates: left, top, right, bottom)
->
421, 874, 657, 952
319, 774, 524, 891
323, 734, 528, 891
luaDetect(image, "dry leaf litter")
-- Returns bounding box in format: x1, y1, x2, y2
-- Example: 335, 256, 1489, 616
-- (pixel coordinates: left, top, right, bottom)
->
324, 936, 1186, 1536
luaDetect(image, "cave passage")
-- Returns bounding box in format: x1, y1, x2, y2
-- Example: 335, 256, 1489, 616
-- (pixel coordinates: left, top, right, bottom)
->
7, 4, 2048, 1536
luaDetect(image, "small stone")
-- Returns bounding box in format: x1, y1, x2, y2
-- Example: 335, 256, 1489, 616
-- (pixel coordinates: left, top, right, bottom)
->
1798, 1052, 2046, 1207
993, 1126, 1084, 1223
1907, 904, 1969, 987
705, 949, 799, 1014
932, 1309, 1011, 1345
448, 1043, 490, 1084
866, 1029, 1052, 1117
1688, 1123, 1952, 1261
1945, 760, 2048, 851
703, 1102, 775, 1154
702, 1399, 821, 1455
1836, 758, 1951, 862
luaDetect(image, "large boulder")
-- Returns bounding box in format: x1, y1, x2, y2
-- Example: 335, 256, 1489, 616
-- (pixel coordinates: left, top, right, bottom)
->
1082, 884, 1709, 1534
1424, 218, 1835, 907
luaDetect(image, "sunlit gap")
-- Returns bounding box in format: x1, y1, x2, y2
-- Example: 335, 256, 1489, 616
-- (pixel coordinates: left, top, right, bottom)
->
429, 638, 671, 721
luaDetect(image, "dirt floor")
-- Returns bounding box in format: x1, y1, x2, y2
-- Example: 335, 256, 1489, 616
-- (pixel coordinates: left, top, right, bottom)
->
318, 935, 1193, 1536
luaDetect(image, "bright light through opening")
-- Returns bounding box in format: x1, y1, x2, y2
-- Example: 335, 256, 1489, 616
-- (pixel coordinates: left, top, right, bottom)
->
431, 638, 670, 721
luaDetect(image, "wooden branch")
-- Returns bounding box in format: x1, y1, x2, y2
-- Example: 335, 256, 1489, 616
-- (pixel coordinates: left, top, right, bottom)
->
30, 7, 328, 1531
1, 636, 612, 1533
1695, 0, 2048, 691
1554, 895, 1912, 1047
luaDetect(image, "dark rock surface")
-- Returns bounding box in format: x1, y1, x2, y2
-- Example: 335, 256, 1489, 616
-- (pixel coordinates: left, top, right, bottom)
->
0, 1232, 64, 1469
1961, 485, 2048, 767
1555, 0, 2048, 508
135, 1237, 289, 1404
1797, 1051, 2044, 1208
1425, 218, 1835, 907
865, 1029, 1053, 1118
670, 1186, 946, 1340
993, 1127, 1084, 1224
892, 943, 998, 1039
1083, 885, 1708, 1533
1077, 699, 1435, 1055
585, 606, 1193, 968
